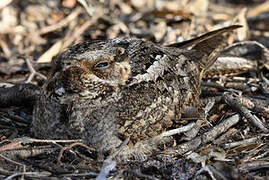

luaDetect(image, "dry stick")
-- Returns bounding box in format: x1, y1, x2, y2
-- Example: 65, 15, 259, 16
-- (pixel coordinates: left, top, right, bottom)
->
150, 122, 197, 144
77, 0, 95, 16
197, 164, 231, 180
22, 165, 26, 180
0, 141, 23, 151
5, 138, 82, 160
157, 122, 195, 137
141, 123, 197, 154
224, 136, 262, 149
224, 82, 257, 93
96, 160, 116, 180
164, 113, 240, 156
213, 128, 238, 145
0, 146, 58, 159
0, 39, 11, 57
55, 142, 95, 164
37, 41, 63, 63
25, 59, 47, 83
15, 137, 82, 144
223, 93, 269, 132
0, 167, 12, 176
38, 7, 82, 35
0, 26, 26, 35
62, 13, 102, 49
0, 154, 24, 166
245, 148, 269, 162
239, 161, 269, 172
237, 96, 269, 117
224, 40, 269, 54
4, 172, 49, 180
57, 142, 95, 163
0, 0, 13, 9
247, 1, 269, 17
183, 120, 204, 140
195, 166, 218, 180
59, 172, 98, 178
96, 137, 130, 180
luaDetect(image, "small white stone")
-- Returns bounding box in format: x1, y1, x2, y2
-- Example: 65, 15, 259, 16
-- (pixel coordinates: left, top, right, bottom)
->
55, 87, 65, 95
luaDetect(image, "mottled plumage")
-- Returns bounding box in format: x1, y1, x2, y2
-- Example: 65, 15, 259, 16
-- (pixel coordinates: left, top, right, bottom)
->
32, 25, 240, 159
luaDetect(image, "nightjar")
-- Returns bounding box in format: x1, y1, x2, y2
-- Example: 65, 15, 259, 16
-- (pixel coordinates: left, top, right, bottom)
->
32, 25, 240, 160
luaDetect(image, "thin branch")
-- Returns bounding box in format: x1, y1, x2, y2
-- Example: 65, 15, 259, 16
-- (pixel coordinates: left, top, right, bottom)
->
223, 93, 269, 132
38, 7, 82, 35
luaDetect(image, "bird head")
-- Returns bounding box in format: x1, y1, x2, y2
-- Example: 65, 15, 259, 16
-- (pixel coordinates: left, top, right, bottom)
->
51, 47, 131, 95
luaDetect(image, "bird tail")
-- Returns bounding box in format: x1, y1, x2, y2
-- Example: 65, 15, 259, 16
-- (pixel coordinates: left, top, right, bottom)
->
167, 25, 242, 71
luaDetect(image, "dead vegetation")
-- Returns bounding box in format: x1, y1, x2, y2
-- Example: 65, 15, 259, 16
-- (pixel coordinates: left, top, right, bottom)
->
0, 0, 268, 179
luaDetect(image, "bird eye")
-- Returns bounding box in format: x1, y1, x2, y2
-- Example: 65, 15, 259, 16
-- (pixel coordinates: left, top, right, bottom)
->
95, 62, 109, 68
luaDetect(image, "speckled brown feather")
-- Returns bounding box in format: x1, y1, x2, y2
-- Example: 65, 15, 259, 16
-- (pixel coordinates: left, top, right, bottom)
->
32, 25, 241, 160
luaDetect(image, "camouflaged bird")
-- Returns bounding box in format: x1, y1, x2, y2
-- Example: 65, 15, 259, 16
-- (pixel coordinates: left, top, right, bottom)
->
32, 25, 241, 160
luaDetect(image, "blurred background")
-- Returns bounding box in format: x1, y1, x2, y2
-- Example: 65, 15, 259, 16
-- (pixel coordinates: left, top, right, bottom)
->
0, 0, 268, 65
